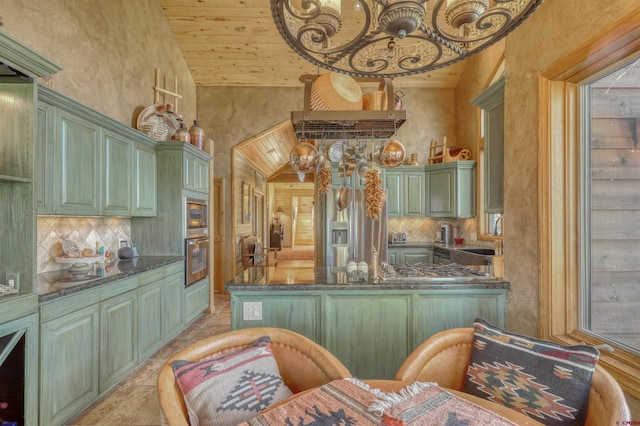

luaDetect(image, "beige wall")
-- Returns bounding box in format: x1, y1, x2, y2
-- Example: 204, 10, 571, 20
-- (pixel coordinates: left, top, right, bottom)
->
0, 0, 196, 127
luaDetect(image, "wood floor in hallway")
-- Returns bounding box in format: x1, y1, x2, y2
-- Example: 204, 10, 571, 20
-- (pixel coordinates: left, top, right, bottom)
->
68, 295, 231, 426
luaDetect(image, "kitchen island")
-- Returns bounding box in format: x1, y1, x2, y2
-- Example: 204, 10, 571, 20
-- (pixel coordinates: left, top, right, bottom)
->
226, 266, 509, 379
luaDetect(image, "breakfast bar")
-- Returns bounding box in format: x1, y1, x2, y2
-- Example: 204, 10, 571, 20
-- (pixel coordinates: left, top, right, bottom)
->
226, 266, 509, 379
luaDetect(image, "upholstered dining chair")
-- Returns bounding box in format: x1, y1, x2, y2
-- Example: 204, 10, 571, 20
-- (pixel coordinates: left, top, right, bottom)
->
157, 327, 352, 426
395, 328, 631, 426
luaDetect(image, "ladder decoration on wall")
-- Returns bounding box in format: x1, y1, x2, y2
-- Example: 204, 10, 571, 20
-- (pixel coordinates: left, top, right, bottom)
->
153, 68, 182, 112
428, 137, 447, 164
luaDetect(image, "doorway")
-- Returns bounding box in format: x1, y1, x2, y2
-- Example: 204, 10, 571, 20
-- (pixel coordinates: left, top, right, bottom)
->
213, 178, 225, 294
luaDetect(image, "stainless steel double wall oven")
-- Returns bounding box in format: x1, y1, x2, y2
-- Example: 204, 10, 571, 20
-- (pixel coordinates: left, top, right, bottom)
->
185, 197, 209, 286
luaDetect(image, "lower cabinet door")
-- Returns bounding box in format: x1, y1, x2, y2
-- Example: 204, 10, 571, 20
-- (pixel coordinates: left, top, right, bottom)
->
164, 273, 184, 340
324, 294, 412, 380
184, 277, 210, 324
138, 282, 164, 361
100, 290, 138, 392
40, 304, 100, 426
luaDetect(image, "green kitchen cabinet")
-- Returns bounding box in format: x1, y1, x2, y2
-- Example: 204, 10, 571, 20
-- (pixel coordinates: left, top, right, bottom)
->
230, 288, 506, 380
37, 86, 159, 217
324, 293, 412, 379
384, 166, 426, 218
138, 278, 164, 360
230, 293, 321, 342
384, 171, 402, 217
184, 276, 211, 324
184, 150, 210, 194
425, 161, 476, 218
472, 78, 505, 214
40, 304, 100, 426
399, 247, 433, 264
131, 143, 212, 256
387, 248, 399, 264
36, 101, 55, 214
164, 271, 185, 340
132, 141, 157, 216
54, 109, 101, 216
102, 129, 133, 216
387, 247, 433, 264
404, 168, 426, 216
99, 286, 138, 392
411, 291, 506, 344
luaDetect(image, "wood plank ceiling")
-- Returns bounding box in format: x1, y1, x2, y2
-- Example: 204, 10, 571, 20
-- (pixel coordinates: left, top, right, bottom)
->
158, 0, 467, 180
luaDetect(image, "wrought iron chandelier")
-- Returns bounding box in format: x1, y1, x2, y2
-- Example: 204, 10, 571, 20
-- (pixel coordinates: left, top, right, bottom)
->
270, 0, 543, 78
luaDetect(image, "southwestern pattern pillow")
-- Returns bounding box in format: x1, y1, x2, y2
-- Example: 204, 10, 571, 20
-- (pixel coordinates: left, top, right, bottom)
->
463, 318, 600, 426
172, 336, 293, 426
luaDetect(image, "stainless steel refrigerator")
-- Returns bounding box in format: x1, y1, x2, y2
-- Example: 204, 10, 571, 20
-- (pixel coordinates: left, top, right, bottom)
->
321, 189, 387, 267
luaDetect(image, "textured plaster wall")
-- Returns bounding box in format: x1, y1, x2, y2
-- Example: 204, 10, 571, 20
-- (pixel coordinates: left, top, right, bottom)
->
458, 1, 640, 339
0, 0, 196, 127
197, 85, 457, 282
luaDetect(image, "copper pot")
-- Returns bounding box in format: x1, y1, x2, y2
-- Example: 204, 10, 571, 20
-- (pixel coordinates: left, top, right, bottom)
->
380, 139, 406, 167
335, 182, 350, 211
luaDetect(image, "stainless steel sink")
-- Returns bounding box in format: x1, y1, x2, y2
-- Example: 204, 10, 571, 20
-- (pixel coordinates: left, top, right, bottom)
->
456, 248, 495, 255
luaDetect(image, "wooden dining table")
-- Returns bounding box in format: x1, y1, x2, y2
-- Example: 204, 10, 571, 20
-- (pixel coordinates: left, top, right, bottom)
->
243, 379, 544, 425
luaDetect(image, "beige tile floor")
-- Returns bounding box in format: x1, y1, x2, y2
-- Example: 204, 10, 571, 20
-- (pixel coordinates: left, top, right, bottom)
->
68, 294, 232, 426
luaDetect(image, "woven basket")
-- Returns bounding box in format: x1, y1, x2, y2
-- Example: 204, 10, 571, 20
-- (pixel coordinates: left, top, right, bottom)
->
310, 73, 363, 111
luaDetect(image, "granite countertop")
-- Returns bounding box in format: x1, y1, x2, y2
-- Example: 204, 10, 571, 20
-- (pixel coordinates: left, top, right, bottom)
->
225, 266, 509, 291
38, 256, 184, 302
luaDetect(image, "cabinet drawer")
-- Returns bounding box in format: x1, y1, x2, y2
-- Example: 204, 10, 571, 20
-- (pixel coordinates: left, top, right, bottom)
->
40, 290, 101, 323
165, 261, 185, 276
137, 268, 166, 286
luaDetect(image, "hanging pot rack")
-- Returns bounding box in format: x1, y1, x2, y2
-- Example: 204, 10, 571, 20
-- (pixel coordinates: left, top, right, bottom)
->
291, 75, 406, 140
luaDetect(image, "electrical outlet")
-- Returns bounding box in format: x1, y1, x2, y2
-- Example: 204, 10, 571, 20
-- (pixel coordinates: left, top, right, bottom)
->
242, 302, 262, 321
5, 272, 19, 289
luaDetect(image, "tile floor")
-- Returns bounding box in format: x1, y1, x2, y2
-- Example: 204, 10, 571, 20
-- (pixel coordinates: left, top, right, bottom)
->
68, 294, 232, 426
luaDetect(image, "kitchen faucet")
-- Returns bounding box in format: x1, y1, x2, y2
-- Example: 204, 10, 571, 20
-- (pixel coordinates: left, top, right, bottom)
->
493, 215, 503, 236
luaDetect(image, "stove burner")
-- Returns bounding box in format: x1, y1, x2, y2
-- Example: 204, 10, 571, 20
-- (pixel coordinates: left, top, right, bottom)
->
380, 262, 495, 281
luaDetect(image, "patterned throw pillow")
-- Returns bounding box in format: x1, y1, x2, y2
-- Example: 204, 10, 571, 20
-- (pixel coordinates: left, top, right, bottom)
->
463, 318, 600, 426
172, 336, 293, 426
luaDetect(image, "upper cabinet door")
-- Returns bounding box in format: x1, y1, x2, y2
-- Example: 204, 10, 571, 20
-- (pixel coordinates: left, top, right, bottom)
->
102, 130, 132, 216
384, 171, 402, 218
36, 102, 55, 214
472, 78, 505, 214
426, 167, 455, 217
132, 142, 157, 216
54, 110, 101, 215
403, 170, 425, 217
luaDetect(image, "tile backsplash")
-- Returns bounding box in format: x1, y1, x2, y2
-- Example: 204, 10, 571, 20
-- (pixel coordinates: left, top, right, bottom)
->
388, 217, 478, 243
37, 217, 131, 273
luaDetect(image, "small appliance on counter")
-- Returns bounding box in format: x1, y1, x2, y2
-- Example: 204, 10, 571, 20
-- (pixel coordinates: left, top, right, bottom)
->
389, 232, 408, 245
440, 224, 452, 244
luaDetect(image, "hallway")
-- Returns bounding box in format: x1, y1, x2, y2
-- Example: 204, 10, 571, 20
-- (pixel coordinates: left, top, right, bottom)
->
68, 295, 231, 426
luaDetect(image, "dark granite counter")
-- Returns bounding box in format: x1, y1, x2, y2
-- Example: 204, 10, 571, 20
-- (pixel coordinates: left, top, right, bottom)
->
38, 256, 184, 302
225, 266, 509, 291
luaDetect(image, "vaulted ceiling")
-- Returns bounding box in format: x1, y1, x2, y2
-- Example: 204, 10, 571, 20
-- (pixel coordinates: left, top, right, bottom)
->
158, 0, 468, 181
158, 0, 467, 88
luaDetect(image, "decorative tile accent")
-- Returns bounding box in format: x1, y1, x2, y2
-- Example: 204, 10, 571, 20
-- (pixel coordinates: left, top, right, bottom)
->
37, 217, 131, 273
388, 217, 478, 243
